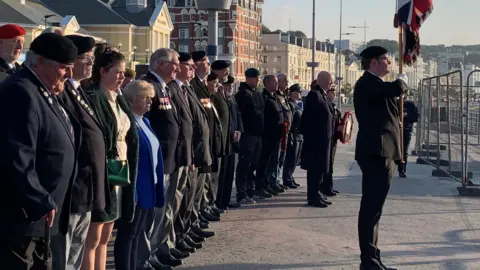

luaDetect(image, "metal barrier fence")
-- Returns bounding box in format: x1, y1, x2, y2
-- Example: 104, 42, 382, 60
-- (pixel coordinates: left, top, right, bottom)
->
416, 70, 480, 187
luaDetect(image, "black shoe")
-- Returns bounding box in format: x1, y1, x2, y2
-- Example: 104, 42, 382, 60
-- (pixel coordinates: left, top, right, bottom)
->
139, 261, 163, 270
192, 225, 215, 238
176, 240, 195, 253
226, 202, 241, 208
271, 184, 285, 193
199, 214, 210, 224
266, 186, 279, 196
307, 199, 328, 208
278, 183, 288, 190
260, 190, 273, 198
399, 172, 407, 178
283, 182, 298, 189
333, 189, 340, 194
212, 206, 225, 214
154, 255, 183, 268
202, 210, 221, 221
320, 196, 332, 205
188, 231, 205, 242
184, 235, 203, 249
324, 191, 337, 197
293, 180, 300, 187
170, 248, 190, 259
216, 204, 228, 211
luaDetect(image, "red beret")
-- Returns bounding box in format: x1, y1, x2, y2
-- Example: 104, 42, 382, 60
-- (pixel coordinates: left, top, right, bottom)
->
0, 24, 26, 39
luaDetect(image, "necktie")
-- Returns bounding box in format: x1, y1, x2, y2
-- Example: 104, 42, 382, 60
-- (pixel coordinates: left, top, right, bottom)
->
53, 96, 75, 142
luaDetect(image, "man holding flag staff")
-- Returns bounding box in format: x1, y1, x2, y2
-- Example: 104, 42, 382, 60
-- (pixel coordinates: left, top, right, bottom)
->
353, 45, 408, 270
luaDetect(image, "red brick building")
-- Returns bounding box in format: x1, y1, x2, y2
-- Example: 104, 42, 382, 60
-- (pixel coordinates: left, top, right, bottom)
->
165, 0, 263, 82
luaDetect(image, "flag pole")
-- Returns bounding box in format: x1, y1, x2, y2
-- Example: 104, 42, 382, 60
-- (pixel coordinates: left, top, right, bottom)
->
398, 22, 405, 168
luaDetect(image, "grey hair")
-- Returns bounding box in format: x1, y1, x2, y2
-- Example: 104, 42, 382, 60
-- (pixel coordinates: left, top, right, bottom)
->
122, 80, 155, 103
263, 74, 276, 86
149, 48, 179, 70
41, 27, 64, 35
276, 73, 288, 81
23, 51, 56, 68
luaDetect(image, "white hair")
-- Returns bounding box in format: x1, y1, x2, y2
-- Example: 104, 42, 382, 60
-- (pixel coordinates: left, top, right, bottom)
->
23, 51, 57, 68
149, 48, 179, 70
41, 27, 64, 35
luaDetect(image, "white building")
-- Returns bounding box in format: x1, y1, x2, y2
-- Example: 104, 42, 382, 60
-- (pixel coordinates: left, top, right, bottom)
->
333, 39, 363, 52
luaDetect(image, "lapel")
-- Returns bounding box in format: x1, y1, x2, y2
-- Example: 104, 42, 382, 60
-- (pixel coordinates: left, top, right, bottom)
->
192, 75, 209, 98
65, 81, 103, 129
171, 81, 193, 121
187, 84, 207, 117
0, 57, 14, 74
146, 72, 180, 123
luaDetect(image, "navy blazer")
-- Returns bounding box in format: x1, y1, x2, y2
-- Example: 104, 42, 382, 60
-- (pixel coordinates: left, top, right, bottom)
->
135, 117, 165, 209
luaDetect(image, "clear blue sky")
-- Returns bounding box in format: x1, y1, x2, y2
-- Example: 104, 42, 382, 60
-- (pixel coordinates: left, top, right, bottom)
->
262, 0, 477, 45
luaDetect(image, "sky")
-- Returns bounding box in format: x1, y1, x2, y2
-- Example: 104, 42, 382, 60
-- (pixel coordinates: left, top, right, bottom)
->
262, 0, 478, 46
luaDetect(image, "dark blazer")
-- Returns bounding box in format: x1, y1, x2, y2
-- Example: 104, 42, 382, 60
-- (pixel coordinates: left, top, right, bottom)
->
191, 75, 223, 162
212, 89, 230, 156
85, 85, 139, 223
403, 100, 419, 132
300, 85, 334, 172
59, 81, 107, 214
262, 89, 284, 140
0, 68, 80, 240
226, 94, 243, 153
186, 82, 212, 168
168, 80, 194, 167
0, 57, 22, 82
143, 71, 180, 174
235, 82, 264, 136
135, 117, 165, 209
353, 71, 408, 161
288, 98, 303, 141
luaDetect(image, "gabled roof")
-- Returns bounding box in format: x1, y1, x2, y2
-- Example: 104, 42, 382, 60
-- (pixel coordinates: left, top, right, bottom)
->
40, 0, 131, 25
3, 0, 64, 26
109, 0, 156, 26
0, 1, 37, 25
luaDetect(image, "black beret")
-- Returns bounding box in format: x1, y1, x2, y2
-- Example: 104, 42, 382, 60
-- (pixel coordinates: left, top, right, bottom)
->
211, 60, 231, 70
30, 33, 77, 65
223, 75, 235, 85
289, 83, 302, 93
207, 72, 219, 82
178, 52, 192, 63
245, 68, 260, 78
191, 51, 207, 62
65, 35, 95, 55
360, 46, 389, 59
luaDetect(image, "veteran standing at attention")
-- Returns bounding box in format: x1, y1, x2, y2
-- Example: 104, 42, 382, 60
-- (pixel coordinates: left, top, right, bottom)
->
0, 33, 80, 269
0, 24, 26, 81
354, 46, 408, 270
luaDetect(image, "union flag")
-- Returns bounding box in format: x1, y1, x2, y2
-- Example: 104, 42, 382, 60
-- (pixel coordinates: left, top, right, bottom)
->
394, 0, 433, 65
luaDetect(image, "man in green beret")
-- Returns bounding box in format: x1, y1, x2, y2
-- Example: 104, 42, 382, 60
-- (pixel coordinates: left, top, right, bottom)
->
354, 45, 408, 270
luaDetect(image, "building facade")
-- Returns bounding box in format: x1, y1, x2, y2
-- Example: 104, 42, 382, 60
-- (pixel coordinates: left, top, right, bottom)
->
166, 0, 263, 82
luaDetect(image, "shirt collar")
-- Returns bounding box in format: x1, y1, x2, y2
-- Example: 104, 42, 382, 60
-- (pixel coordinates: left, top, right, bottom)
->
149, 69, 167, 89
68, 78, 81, 90
367, 71, 384, 81
175, 79, 184, 88
103, 87, 119, 102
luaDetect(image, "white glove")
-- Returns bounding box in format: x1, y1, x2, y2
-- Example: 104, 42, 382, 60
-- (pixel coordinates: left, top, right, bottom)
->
396, 74, 408, 85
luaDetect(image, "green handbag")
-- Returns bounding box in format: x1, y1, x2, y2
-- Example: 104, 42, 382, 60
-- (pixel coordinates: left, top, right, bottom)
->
107, 158, 130, 187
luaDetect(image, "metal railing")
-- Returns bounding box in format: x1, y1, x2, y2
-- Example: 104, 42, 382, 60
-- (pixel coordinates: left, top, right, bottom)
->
416, 70, 480, 187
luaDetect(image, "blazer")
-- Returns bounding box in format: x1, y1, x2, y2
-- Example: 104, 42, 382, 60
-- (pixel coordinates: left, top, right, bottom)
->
167, 80, 194, 167
186, 83, 213, 168
300, 85, 335, 172
226, 95, 243, 153
143, 72, 180, 174
353, 71, 408, 161
212, 89, 230, 155
235, 82, 264, 136
288, 98, 303, 141
135, 117, 165, 209
262, 89, 284, 140
0, 68, 81, 240
0, 57, 21, 82
85, 84, 139, 223
59, 81, 107, 214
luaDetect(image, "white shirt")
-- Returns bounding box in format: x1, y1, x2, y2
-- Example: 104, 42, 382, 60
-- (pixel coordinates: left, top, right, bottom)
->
68, 78, 81, 90
134, 113, 160, 184
149, 69, 167, 89
175, 79, 184, 88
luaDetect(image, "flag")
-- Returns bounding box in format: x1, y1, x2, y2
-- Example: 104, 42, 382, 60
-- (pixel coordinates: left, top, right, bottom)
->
394, 0, 433, 65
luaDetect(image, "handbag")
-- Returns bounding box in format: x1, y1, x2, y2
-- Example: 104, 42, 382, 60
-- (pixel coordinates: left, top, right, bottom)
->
107, 146, 130, 187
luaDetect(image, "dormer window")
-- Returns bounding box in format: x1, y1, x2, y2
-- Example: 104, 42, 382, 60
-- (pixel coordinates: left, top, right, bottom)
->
186, 0, 194, 6
126, 0, 147, 12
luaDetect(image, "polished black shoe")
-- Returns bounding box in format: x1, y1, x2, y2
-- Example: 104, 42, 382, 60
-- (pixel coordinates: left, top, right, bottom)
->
399, 172, 407, 178
226, 202, 241, 208
260, 190, 273, 198
320, 197, 332, 205
202, 211, 220, 221
283, 182, 298, 189
176, 240, 195, 253
198, 221, 209, 229
154, 255, 183, 268
210, 208, 222, 217
192, 225, 215, 238
188, 231, 205, 242
212, 205, 225, 214
271, 184, 285, 193
292, 179, 300, 187
185, 235, 203, 249
266, 186, 279, 196
139, 261, 163, 270
170, 248, 190, 259
307, 199, 328, 208
324, 191, 337, 197
216, 204, 228, 211
333, 189, 340, 194
278, 183, 288, 190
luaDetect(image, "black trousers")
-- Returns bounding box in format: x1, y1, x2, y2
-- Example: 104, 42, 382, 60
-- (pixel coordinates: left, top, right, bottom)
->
235, 135, 262, 200
306, 167, 325, 202
255, 138, 281, 192
206, 159, 221, 207
282, 138, 303, 184
321, 142, 337, 193
175, 168, 198, 240
398, 130, 413, 173
357, 155, 395, 268
216, 153, 236, 207
0, 236, 50, 270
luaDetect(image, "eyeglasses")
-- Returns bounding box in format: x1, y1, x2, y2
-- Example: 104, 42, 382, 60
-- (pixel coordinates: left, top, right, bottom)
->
162, 60, 180, 68
77, 56, 95, 63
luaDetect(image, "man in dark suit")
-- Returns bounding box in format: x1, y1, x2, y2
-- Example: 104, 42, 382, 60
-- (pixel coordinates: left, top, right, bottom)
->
190, 51, 223, 222
0, 33, 80, 269
143, 48, 184, 268
255, 75, 285, 199
300, 71, 335, 208
0, 24, 26, 81
167, 52, 201, 255
282, 84, 303, 188
354, 46, 408, 270
398, 96, 419, 178
210, 60, 232, 211
53, 35, 105, 270
218, 75, 243, 209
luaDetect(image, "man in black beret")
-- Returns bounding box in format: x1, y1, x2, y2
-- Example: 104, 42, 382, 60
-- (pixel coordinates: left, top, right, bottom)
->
211, 60, 230, 83
0, 32, 81, 268
234, 68, 264, 204
51, 34, 105, 270
354, 45, 408, 270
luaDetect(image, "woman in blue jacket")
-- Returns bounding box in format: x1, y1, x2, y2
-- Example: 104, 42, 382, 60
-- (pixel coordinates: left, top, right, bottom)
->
114, 80, 166, 270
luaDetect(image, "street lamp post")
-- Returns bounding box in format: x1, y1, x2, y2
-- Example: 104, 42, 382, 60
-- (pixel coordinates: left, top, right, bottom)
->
132, 46, 137, 62
311, 0, 316, 81
145, 48, 150, 63
117, 43, 122, 51
348, 18, 369, 50
44, 14, 55, 28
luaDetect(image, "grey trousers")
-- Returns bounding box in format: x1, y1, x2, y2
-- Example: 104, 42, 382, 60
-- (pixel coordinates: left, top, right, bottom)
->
192, 171, 209, 223
51, 212, 91, 270
175, 168, 198, 239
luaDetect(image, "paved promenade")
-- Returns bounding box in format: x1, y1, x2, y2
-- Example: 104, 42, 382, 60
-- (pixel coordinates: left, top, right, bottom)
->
176, 129, 480, 270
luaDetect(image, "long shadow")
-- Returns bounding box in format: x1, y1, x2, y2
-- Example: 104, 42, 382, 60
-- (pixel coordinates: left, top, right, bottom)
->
181, 261, 358, 270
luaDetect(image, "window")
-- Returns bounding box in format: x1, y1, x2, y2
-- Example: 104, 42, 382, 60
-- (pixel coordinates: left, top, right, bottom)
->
263, 56, 268, 64
194, 26, 201, 38
218, 45, 224, 54
218, 27, 224, 38
194, 41, 201, 51
179, 28, 189, 39
202, 28, 208, 37
185, 0, 193, 6
179, 45, 189, 53
201, 41, 207, 51
170, 42, 175, 49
